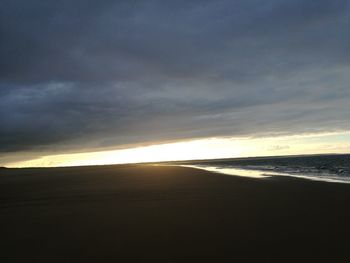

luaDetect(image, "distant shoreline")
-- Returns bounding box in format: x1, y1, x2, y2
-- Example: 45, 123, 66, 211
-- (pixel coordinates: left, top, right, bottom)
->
3, 152, 350, 169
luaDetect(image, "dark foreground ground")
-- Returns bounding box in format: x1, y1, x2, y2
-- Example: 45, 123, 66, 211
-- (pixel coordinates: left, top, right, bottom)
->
1, 164, 350, 262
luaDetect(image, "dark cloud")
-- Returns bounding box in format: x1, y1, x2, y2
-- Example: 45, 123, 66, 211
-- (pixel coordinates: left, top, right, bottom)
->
1, 0, 350, 158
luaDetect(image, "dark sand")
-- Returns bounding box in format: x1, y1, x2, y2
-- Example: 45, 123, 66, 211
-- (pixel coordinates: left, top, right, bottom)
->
1, 164, 350, 262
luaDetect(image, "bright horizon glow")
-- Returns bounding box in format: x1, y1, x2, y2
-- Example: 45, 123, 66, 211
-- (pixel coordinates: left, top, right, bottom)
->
6, 131, 350, 168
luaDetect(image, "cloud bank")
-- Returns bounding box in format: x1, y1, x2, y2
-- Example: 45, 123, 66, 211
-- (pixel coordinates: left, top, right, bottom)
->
1, 0, 350, 156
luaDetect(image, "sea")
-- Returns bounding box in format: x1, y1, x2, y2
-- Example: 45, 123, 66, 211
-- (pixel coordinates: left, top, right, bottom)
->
178, 154, 350, 184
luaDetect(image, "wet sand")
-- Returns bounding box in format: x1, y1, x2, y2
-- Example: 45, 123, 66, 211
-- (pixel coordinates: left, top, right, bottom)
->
1, 164, 350, 262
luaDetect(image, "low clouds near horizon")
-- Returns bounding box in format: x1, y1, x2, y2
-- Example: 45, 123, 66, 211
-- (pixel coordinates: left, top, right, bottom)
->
1, 0, 350, 157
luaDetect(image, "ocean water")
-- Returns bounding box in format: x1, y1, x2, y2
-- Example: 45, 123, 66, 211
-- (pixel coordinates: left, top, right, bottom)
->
180, 154, 350, 184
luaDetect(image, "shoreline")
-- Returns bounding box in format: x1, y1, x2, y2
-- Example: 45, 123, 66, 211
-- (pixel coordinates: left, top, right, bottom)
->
180, 164, 350, 184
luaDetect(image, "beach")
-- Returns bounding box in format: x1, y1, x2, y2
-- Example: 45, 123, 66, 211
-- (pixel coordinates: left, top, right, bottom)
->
1, 164, 350, 262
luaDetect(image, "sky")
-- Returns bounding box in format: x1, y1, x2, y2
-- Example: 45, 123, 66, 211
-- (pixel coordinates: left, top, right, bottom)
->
1, 0, 350, 167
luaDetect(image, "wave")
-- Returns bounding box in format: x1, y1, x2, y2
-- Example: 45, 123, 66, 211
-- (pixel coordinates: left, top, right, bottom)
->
180, 154, 350, 184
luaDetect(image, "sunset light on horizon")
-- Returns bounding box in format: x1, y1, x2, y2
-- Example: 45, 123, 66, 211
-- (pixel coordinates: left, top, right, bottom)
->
7, 131, 350, 168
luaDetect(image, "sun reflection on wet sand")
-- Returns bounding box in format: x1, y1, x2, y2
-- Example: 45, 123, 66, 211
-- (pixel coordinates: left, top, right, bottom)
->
181, 165, 350, 184
181, 165, 271, 178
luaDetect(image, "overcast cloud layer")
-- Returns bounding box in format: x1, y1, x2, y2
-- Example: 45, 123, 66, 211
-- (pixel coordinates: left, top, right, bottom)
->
1, 0, 350, 155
